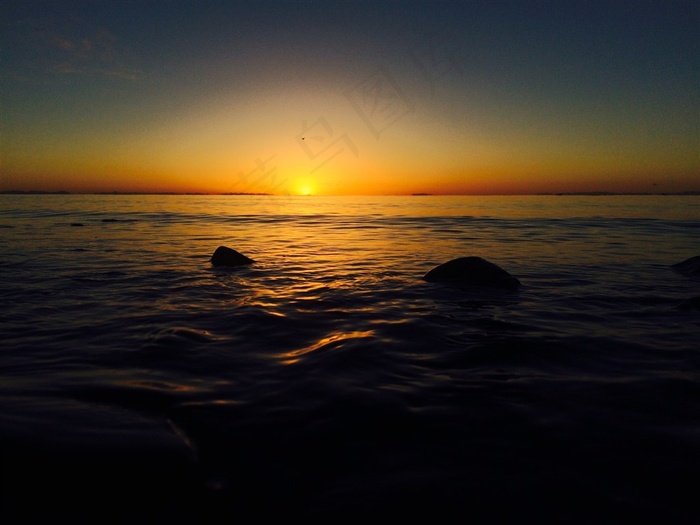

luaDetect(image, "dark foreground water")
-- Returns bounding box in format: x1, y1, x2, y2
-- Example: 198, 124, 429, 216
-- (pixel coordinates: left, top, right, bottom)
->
1, 194, 699, 524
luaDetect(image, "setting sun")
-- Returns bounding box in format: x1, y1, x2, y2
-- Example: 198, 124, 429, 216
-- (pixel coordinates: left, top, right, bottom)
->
1, 1, 697, 197
298, 184, 314, 196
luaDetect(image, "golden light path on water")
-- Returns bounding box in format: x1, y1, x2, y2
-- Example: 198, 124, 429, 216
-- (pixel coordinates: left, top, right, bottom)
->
279, 330, 377, 365
0, 192, 698, 522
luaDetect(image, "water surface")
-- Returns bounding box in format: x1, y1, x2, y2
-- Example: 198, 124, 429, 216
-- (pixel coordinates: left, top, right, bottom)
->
1, 194, 698, 523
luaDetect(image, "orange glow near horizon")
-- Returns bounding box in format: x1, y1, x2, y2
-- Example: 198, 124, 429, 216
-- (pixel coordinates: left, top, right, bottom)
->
2, 75, 697, 197
2, 65, 697, 196
1, 3, 698, 196
3, 107, 698, 196
3, 164, 699, 196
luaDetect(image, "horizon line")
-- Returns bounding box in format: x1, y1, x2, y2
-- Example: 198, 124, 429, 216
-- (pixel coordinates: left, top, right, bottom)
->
2, 190, 700, 197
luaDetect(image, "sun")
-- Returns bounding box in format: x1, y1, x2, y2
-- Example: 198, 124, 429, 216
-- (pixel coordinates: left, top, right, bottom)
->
298, 184, 314, 196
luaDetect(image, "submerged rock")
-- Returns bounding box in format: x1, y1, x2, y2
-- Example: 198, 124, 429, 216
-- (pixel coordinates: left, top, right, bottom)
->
210, 246, 255, 266
423, 256, 521, 289
676, 296, 700, 311
672, 255, 700, 277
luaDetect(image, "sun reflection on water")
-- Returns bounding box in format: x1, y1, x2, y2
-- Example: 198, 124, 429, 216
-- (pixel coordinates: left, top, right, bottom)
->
280, 330, 375, 365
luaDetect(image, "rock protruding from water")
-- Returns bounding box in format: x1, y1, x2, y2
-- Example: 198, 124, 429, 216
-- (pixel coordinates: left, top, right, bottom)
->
210, 246, 255, 266
423, 256, 521, 289
672, 255, 700, 277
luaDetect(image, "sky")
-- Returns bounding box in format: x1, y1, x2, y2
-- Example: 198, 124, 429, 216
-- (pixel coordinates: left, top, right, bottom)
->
1, 0, 698, 195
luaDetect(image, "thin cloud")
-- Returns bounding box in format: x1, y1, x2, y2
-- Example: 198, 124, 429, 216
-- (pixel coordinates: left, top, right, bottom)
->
5, 14, 141, 81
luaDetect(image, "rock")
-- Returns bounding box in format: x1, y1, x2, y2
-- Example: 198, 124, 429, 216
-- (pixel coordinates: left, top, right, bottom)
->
210, 246, 254, 266
672, 255, 700, 277
423, 256, 521, 289
0, 395, 199, 524
676, 296, 700, 311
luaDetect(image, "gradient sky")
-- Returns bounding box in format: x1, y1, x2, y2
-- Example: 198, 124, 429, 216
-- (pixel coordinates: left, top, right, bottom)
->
1, 0, 698, 195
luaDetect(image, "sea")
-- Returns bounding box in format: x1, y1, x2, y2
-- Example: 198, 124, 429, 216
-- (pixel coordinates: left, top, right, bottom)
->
1, 194, 698, 524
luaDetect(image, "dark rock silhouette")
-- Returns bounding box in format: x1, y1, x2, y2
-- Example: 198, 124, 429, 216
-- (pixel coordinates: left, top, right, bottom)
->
423, 256, 521, 289
211, 246, 254, 266
676, 296, 700, 311
672, 255, 700, 277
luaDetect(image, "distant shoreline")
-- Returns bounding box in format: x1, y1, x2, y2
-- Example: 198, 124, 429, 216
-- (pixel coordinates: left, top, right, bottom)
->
536, 191, 700, 196
1, 190, 699, 196
0, 191, 271, 196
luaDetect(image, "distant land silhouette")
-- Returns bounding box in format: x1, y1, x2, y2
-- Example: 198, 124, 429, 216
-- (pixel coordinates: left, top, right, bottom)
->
536, 191, 700, 196
0, 190, 271, 195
